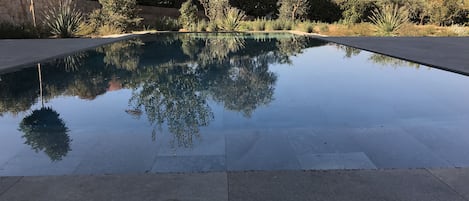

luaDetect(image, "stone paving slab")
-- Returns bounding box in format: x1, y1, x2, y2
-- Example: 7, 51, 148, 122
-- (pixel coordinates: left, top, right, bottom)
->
0, 173, 228, 201
1, 169, 469, 201
0, 36, 134, 73
429, 168, 469, 200
228, 169, 468, 201
319, 37, 469, 76
0, 177, 21, 195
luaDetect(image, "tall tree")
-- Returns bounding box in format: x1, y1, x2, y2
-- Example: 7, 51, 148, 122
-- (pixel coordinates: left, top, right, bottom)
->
198, 0, 230, 21
278, 0, 310, 21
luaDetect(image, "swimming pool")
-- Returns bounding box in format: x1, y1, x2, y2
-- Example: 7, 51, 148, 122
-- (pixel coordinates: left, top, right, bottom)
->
1, 33, 469, 176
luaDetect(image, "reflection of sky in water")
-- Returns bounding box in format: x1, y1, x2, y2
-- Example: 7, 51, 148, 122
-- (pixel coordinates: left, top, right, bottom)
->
1, 34, 469, 175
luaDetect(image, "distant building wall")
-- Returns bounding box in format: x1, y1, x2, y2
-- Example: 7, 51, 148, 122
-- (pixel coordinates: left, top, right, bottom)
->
0, 0, 182, 25
0, 0, 36, 24
0, 0, 98, 25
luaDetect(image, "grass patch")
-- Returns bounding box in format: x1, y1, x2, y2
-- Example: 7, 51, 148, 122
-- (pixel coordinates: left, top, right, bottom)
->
295, 21, 314, 33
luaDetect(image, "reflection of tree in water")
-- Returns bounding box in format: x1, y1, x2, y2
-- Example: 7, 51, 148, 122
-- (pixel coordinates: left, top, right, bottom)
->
19, 107, 70, 161
209, 54, 277, 117
128, 34, 278, 147
336, 45, 421, 68
181, 35, 203, 59
97, 39, 144, 71
336, 45, 361, 58
368, 54, 421, 69
129, 64, 214, 148
179, 33, 248, 65
67, 78, 109, 100
1, 33, 325, 149
276, 35, 309, 64
197, 34, 246, 65
57, 52, 89, 72
0, 73, 38, 116
17, 64, 71, 162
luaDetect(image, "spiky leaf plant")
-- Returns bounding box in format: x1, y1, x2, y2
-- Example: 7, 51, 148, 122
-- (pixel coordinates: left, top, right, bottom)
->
218, 7, 246, 31
369, 4, 409, 36
43, 0, 83, 38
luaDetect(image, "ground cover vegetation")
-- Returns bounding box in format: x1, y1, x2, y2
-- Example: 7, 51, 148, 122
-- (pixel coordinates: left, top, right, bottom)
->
0, 0, 468, 38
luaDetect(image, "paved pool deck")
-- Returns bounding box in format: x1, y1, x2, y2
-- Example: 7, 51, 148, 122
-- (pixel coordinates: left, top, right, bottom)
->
1, 35, 469, 75
0, 36, 134, 73
2, 35, 469, 200
1, 168, 469, 201
318, 36, 469, 76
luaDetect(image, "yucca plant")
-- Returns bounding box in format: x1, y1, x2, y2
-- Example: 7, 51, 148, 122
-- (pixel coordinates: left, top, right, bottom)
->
43, 0, 83, 38
218, 7, 246, 31
369, 3, 409, 36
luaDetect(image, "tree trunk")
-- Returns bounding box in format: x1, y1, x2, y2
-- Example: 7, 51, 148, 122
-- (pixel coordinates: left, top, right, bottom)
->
30, 0, 37, 27
292, 3, 298, 21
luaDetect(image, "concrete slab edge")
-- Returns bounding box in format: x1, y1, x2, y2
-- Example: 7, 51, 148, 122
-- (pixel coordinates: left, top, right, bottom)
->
0, 34, 137, 74
315, 36, 469, 77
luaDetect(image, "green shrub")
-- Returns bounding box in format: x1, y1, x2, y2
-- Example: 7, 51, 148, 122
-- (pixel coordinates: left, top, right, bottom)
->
179, 0, 198, 30
97, 24, 124, 35
80, 0, 141, 36
196, 20, 208, 32
338, 0, 376, 24
0, 22, 40, 39
42, 0, 82, 38
296, 21, 314, 33
154, 17, 181, 31
318, 23, 329, 32
76, 21, 94, 36
252, 18, 266, 31
237, 21, 252, 31
369, 3, 409, 35
218, 7, 246, 31
450, 24, 469, 36
265, 20, 283, 30
94, 0, 142, 32
206, 22, 218, 32
280, 20, 294, 30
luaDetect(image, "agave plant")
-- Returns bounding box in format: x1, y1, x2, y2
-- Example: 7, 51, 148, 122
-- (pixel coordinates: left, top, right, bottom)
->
218, 7, 246, 31
369, 4, 409, 35
43, 0, 83, 38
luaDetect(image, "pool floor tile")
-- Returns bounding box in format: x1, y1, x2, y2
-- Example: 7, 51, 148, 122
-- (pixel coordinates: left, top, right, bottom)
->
403, 121, 469, 167
288, 128, 362, 155
349, 127, 452, 168
226, 131, 301, 171
155, 131, 226, 157
0, 152, 81, 176
151, 155, 226, 173
73, 136, 159, 175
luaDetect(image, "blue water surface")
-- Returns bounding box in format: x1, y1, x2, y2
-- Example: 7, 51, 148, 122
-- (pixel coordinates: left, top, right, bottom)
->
1, 33, 469, 176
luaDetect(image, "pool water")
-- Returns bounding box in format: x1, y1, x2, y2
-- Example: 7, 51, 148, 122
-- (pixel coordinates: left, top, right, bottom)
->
1, 33, 469, 176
